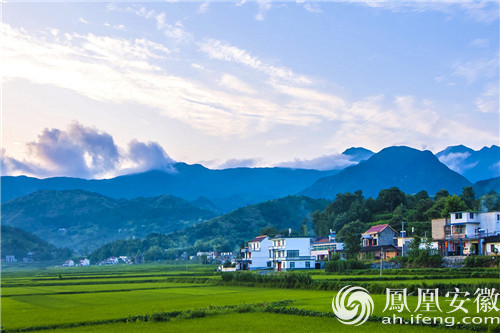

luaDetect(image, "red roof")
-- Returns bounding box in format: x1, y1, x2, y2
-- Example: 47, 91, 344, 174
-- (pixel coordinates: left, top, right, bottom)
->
249, 235, 267, 243
364, 224, 395, 235
314, 237, 330, 243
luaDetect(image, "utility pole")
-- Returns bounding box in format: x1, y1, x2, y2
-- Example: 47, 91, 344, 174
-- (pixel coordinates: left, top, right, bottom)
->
401, 222, 406, 257
380, 247, 383, 278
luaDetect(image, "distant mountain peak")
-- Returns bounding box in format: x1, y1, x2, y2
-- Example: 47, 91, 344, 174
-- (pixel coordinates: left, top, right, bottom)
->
301, 146, 471, 199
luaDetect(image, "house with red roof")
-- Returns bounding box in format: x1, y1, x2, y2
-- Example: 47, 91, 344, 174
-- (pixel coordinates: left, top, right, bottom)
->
360, 224, 400, 260
311, 231, 344, 265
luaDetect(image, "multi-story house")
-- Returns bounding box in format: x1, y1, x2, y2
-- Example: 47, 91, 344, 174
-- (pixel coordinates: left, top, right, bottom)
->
432, 211, 500, 256
360, 224, 400, 259
269, 236, 315, 271
237, 235, 273, 270
311, 231, 344, 263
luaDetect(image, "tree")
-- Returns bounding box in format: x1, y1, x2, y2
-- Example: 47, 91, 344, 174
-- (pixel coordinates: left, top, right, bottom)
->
377, 187, 406, 212
434, 189, 449, 201
260, 226, 278, 237
441, 195, 467, 217
338, 220, 366, 258
407, 234, 422, 258
299, 219, 308, 236
478, 191, 500, 211
460, 186, 477, 211
425, 197, 447, 220
144, 245, 164, 261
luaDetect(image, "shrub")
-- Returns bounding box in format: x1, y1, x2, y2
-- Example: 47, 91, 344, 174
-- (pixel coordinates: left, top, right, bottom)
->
465, 256, 498, 268
325, 259, 368, 273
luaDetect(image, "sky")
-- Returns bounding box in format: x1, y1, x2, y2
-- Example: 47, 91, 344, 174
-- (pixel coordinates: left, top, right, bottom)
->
1, 0, 499, 179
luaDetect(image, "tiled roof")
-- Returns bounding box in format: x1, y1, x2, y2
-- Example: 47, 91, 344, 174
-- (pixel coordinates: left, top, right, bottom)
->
314, 237, 331, 243
364, 224, 394, 235
249, 235, 267, 243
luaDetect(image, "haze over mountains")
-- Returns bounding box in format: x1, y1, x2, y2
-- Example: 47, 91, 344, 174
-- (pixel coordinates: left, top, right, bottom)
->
436, 145, 500, 183
2, 145, 498, 208
1, 144, 498, 253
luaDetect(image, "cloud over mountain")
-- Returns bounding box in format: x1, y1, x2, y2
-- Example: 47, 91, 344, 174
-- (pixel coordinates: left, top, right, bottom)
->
1, 122, 176, 179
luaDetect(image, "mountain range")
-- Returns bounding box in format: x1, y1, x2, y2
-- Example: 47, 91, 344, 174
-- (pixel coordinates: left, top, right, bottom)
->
436, 145, 500, 183
301, 146, 474, 199
1, 190, 217, 251
2, 145, 497, 208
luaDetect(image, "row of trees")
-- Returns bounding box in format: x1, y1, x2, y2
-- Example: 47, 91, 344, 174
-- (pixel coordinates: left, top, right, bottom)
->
313, 187, 500, 258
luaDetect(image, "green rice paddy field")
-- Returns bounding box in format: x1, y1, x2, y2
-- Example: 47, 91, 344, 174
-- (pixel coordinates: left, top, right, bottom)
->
1, 263, 499, 332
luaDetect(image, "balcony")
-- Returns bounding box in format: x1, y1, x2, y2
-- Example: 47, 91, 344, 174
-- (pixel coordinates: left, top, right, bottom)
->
445, 231, 499, 240
270, 256, 314, 262
269, 245, 285, 250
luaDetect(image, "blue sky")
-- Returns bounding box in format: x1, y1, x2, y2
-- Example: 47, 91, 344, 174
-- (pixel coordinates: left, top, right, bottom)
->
1, 1, 499, 178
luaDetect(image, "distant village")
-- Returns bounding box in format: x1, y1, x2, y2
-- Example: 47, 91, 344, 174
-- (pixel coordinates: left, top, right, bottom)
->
4, 210, 499, 269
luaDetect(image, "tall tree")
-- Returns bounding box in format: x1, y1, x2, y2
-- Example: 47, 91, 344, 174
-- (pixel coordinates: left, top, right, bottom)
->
441, 195, 468, 217
460, 186, 477, 211
377, 187, 406, 212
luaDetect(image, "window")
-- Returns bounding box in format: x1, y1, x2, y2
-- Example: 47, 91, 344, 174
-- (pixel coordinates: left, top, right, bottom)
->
289, 262, 295, 269
287, 250, 299, 258
305, 262, 310, 268
470, 213, 474, 219
497, 215, 500, 221
455, 213, 463, 219
491, 245, 495, 252
267, 261, 271, 267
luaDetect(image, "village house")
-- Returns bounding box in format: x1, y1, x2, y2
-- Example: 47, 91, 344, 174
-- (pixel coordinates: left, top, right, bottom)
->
484, 235, 500, 255
432, 211, 500, 256
80, 258, 90, 266
62, 259, 75, 267
237, 235, 273, 270
5, 255, 17, 263
217, 252, 236, 264
360, 224, 400, 259
311, 231, 344, 266
269, 236, 315, 271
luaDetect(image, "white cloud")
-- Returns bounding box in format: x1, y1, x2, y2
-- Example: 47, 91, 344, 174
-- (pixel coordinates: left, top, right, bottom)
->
475, 82, 500, 113
452, 56, 499, 83
216, 158, 261, 169
113, 24, 127, 31
198, 1, 210, 13
438, 152, 477, 174
1, 123, 176, 178
79, 17, 89, 24
2, 22, 496, 162
469, 38, 489, 48
277, 154, 356, 170
303, 2, 323, 13
255, 0, 271, 21
354, 0, 499, 24
198, 39, 311, 85
219, 73, 257, 94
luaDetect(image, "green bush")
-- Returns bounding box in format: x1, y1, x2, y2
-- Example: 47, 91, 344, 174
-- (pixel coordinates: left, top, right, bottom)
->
465, 255, 498, 268
324, 259, 368, 273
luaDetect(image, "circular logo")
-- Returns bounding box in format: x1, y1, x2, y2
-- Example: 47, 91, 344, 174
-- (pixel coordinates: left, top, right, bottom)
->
332, 285, 374, 326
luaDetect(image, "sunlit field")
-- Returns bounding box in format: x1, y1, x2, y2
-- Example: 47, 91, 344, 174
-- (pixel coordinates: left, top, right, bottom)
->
2, 263, 499, 332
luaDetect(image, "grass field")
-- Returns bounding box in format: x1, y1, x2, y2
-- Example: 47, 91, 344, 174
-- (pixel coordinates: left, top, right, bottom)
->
2, 263, 499, 332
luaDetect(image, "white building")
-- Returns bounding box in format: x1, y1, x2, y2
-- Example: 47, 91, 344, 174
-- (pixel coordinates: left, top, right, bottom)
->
269, 236, 315, 271
432, 211, 500, 256
5, 255, 17, 263
80, 258, 90, 266
62, 259, 75, 267
238, 235, 273, 270
311, 231, 344, 262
